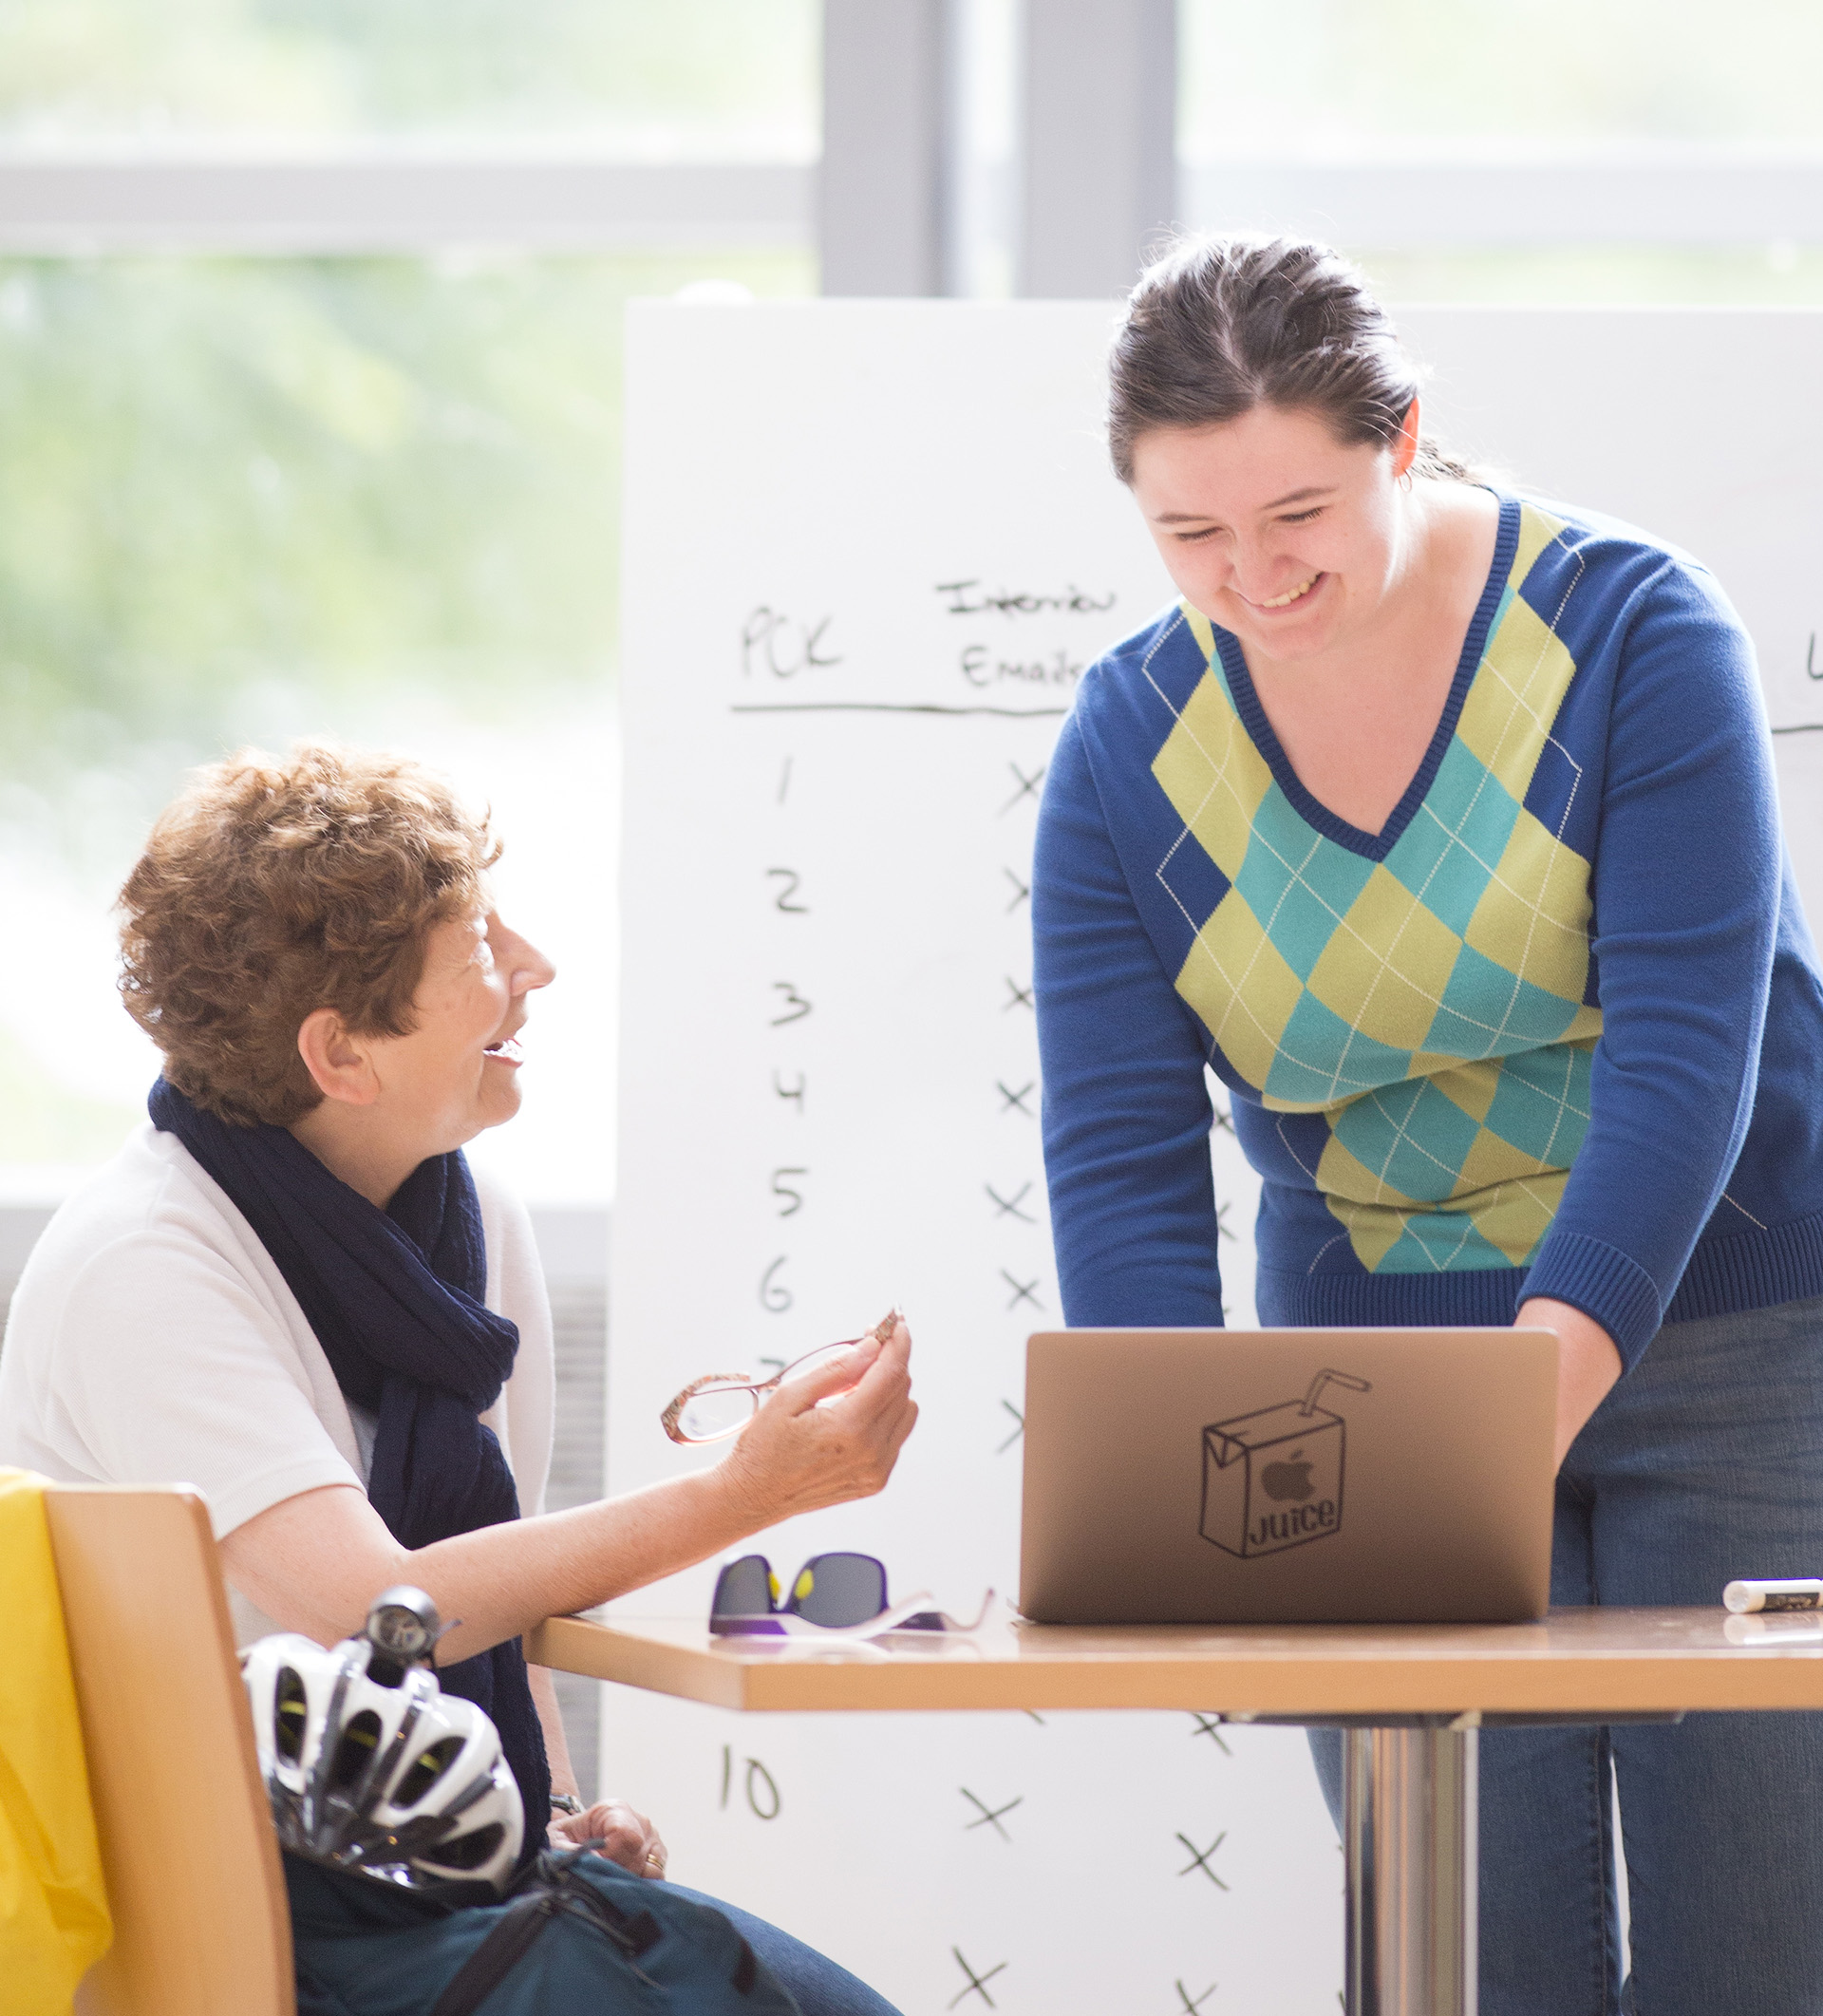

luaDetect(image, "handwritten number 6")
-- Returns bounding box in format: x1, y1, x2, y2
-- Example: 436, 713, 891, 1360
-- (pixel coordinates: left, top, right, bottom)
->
760, 1256, 792, 1313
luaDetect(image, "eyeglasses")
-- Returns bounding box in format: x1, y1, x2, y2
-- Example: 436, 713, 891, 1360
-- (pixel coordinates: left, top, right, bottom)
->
660, 1308, 900, 1445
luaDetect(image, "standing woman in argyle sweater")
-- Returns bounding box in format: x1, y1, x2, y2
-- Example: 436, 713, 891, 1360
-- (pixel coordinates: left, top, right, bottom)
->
1033, 233, 1823, 2015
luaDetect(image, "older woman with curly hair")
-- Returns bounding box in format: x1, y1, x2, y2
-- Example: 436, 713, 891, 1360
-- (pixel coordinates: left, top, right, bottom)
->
0, 742, 914, 2016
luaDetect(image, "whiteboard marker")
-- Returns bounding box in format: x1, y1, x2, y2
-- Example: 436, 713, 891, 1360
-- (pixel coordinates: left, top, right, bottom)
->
1723, 1577, 1823, 1613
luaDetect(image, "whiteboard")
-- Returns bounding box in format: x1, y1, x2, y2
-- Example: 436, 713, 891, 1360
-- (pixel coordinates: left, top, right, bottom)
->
608, 301, 1823, 2016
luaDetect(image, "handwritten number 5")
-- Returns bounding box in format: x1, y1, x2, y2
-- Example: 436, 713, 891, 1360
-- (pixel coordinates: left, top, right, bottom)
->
771, 1168, 807, 1217
770, 984, 812, 1027
766, 868, 809, 914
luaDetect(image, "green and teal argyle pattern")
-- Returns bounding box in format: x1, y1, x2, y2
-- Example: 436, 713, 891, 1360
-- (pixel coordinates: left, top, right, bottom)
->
1151, 504, 1603, 1273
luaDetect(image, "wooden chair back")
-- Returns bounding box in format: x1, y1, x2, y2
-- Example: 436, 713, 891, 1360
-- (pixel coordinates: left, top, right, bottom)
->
44, 1483, 293, 2016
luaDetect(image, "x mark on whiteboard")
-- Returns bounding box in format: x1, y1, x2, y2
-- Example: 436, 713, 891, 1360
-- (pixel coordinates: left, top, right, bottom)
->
959, 1787, 1023, 1839
1176, 1831, 1230, 1889
1001, 761, 1045, 812
985, 1180, 1036, 1222
949, 1949, 1008, 2009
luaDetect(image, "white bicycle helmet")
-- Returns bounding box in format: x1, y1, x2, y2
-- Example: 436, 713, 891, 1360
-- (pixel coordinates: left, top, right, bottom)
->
241, 1586, 523, 1894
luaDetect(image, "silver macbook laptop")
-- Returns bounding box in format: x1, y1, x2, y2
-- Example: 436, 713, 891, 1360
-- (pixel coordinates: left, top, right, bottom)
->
1019, 1328, 1558, 1625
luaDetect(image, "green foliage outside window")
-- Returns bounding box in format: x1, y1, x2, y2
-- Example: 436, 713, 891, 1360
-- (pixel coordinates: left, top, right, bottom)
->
0, 0, 818, 150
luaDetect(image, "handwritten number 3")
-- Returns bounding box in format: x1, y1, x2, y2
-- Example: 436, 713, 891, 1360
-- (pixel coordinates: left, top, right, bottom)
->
771, 983, 812, 1027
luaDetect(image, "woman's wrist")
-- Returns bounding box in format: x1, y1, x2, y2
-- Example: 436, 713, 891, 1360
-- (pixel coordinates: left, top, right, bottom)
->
1516, 1294, 1624, 1467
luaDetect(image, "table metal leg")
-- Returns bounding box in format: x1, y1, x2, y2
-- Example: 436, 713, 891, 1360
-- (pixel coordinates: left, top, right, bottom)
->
1344, 1724, 1477, 2016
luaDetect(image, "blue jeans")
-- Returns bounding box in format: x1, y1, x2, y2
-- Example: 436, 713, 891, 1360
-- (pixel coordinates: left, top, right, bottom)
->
1312, 1293, 1823, 2016
660, 1882, 902, 2016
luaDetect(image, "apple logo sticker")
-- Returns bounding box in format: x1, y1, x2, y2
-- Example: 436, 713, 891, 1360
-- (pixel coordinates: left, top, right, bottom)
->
1199, 1368, 1372, 1559
1261, 1451, 1315, 1502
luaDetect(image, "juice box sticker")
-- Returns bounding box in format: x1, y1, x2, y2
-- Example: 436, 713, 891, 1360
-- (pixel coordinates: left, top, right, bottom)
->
1199, 1368, 1371, 1560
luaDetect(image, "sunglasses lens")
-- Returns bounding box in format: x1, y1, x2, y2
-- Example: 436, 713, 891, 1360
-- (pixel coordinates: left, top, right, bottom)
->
676, 1385, 760, 1442
785, 1553, 889, 1628
711, 1555, 778, 1619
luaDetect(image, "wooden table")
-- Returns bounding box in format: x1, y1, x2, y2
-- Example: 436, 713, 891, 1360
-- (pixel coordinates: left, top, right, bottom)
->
531, 1606, 1823, 2016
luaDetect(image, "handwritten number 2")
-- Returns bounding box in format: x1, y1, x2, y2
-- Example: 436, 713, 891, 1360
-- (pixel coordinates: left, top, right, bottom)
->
770, 983, 812, 1027
766, 868, 809, 914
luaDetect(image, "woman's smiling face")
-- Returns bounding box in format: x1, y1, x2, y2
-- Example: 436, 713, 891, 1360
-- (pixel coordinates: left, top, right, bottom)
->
366, 909, 555, 1155
1127, 401, 1415, 667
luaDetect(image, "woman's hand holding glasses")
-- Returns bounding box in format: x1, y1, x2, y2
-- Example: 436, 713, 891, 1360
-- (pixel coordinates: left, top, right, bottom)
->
702, 1310, 918, 1531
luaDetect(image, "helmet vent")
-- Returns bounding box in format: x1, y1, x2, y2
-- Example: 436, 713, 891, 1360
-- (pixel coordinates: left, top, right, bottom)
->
425, 1822, 506, 1873
328, 1708, 383, 1790
274, 1667, 309, 1763
393, 1735, 465, 1808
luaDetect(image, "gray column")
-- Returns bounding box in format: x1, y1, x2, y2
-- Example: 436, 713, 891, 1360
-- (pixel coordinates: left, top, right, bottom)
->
1017, 0, 1177, 298
820, 0, 950, 295
1343, 1724, 1478, 2016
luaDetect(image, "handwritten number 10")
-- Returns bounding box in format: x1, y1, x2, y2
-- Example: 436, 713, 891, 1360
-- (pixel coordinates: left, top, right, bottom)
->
721, 1744, 781, 1820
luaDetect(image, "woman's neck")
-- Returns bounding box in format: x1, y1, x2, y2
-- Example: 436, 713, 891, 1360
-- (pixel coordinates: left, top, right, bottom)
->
288, 1102, 429, 1210
1243, 483, 1500, 836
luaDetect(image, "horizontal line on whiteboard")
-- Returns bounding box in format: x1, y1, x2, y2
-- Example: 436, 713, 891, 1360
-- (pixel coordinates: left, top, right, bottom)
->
730, 702, 1070, 718
1772, 722, 1823, 736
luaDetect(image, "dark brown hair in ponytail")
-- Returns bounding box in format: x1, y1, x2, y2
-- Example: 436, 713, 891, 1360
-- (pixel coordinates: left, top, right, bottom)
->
1107, 233, 1473, 486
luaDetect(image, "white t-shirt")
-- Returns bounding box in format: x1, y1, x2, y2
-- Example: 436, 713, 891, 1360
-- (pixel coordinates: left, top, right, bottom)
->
0, 1123, 554, 1647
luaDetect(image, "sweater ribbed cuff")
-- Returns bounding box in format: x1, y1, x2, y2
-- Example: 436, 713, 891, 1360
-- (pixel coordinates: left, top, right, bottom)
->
1519, 1232, 1663, 1367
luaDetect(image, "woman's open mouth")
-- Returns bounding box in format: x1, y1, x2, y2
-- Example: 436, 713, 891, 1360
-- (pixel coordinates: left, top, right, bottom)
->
1245, 572, 1324, 612
482, 1035, 524, 1066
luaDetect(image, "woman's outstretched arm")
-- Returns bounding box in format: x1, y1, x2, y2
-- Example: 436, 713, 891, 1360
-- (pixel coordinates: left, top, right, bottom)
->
218, 1321, 915, 1662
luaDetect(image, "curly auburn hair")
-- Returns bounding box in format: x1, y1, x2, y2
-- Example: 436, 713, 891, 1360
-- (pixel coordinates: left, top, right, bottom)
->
120, 744, 499, 1127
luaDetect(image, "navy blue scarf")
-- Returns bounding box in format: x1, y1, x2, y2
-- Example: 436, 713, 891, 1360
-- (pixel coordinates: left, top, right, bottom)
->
149, 1079, 550, 1852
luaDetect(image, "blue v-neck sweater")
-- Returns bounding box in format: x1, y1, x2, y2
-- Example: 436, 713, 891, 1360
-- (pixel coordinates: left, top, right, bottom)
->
1034, 492, 1823, 1367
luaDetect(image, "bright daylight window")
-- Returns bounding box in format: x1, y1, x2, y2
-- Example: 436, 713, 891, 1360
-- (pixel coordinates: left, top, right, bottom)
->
0, 1, 818, 1204
1181, 0, 1823, 305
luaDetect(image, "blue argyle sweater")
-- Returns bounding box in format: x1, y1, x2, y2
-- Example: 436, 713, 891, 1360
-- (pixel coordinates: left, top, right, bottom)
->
1034, 492, 1823, 1368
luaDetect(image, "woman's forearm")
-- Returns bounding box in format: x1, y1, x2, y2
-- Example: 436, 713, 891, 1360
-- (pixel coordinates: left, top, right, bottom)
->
417, 1468, 765, 1653
218, 1322, 917, 1660
220, 1463, 760, 1663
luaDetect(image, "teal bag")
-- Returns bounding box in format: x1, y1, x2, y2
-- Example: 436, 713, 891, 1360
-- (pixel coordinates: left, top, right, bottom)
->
287, 1848, 802, 2016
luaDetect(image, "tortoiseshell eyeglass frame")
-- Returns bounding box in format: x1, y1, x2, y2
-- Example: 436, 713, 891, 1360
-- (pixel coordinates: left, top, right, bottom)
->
659, 1308, 903, 1444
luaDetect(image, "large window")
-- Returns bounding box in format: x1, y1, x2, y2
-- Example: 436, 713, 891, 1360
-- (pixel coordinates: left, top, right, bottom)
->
0, 0, 818, 151
0, 4, 818, 1200
1180, 0, 1823, 305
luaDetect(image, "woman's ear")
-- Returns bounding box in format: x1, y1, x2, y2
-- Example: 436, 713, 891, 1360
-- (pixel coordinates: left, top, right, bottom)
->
1393, 397, 1421, 480
296, 1008, 381, 1108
